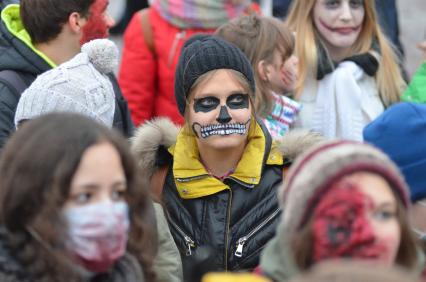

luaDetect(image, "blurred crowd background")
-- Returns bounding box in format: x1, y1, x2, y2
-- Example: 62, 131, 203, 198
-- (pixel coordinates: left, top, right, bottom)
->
107, 0, 426, 78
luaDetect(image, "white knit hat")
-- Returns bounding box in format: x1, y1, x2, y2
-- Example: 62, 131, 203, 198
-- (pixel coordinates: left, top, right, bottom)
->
15, 39, 118, 127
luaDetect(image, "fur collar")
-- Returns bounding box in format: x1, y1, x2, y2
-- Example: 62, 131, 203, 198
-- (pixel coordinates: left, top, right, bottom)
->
131, 118, 324, 178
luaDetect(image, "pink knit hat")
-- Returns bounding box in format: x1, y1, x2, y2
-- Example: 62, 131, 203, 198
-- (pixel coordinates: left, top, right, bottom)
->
279, 140, 410, 236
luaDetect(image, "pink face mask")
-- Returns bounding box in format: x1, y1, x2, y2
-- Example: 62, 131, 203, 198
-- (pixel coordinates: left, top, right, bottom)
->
63, 201, 130, 273
311, 181, 387, 262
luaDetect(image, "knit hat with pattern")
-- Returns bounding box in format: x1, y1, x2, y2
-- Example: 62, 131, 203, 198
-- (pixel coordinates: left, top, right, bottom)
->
15, 39, 118, 127
174, 34, 255, 116
279, 140, 410, 236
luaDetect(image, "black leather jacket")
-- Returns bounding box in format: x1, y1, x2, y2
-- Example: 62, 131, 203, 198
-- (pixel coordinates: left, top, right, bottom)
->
161, 123, 284, 278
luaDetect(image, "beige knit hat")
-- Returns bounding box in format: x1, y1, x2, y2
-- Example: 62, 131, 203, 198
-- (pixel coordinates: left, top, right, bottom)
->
15, 39, 118, 127
279, 140, 410, 236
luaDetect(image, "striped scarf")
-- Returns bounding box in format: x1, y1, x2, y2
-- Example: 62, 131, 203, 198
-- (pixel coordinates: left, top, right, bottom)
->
151, 0, 251, 29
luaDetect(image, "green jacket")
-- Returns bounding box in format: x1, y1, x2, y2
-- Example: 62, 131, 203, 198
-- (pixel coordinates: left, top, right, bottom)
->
402, 62, 426, 103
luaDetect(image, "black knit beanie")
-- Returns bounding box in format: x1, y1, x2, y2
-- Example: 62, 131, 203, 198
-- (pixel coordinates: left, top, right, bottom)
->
174, 34, 255, 116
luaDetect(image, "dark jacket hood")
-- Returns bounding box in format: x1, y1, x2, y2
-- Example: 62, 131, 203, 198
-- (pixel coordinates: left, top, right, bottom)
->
0, 4, 51, 74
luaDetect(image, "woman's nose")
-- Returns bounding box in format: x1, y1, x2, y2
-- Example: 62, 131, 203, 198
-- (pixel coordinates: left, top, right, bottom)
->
216, 106, 232, 124
339, 2, 354, 22
105, 12, 116, 29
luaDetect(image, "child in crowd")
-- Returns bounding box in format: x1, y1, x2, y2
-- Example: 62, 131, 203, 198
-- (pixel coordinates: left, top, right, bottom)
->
131, 34, 322, 280
215, 14, 301, 138
0, 113, 157, 281
259, 140, 422, 281
14, 39, 118, 128
286, 0, 405, 141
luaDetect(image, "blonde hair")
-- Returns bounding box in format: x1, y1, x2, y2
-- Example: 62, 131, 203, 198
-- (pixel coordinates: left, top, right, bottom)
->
286, 0, 405, 106
215, 14, 295, 117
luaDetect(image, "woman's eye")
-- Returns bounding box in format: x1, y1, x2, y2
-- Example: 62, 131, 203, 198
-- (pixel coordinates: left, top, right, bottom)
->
350, 0, 363, 8
325, 0, 340, 8
111, 189, 126, 201
194, 97, 220, 112
74, 193, 91, 204
227, 94, 249, 109
373, 210, 396, 221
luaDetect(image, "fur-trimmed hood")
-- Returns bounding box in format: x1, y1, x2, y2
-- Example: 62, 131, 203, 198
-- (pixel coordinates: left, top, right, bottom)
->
131, 118, 181, 179
131, 117, 324, 178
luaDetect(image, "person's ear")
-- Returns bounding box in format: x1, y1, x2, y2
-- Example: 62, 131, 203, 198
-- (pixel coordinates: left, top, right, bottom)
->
257, 60, 269, 82
68, 12, 87, 34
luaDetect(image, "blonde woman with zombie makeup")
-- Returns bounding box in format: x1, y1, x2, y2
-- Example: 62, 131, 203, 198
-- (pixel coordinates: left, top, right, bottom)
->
131, 34, 322, 280
258, 141, 423, 281
286, 0, 405, 141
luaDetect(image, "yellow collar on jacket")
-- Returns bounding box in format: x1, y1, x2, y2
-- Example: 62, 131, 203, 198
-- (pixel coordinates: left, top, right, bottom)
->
168, 120, 283, 199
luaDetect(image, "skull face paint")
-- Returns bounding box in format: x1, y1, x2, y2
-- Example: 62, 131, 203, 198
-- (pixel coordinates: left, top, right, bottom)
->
80, 0, 115, 45
188, 69, 252, 151
192, 93, 250, 138
311, 172, 401, 265
193, 93, 250, 113
192, 119, 250, 138
217, 106, 232, 124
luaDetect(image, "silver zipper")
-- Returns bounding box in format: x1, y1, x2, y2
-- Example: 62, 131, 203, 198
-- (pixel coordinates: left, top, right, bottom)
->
168, 216, 196, 256
234, 208, 281, 257
176, 174, 209, 183
228, 176, 255, 189
168, 30, 186, 67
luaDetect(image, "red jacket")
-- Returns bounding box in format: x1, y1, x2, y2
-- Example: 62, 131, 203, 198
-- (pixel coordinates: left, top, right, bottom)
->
118, 8, 215, 126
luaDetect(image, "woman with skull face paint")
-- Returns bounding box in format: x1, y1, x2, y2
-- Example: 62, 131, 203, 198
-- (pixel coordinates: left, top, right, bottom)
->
258, 140, 423, 281
0, 113, 157, 282
286, 0, 405, 141
131, 34, 323, 279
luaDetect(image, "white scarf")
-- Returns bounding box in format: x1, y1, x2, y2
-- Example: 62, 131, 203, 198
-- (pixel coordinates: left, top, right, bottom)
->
312, 61, 383, 141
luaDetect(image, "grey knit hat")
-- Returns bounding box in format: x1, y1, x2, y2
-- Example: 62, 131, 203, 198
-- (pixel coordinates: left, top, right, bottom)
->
174, 34, 255, 116
15, 39, 118, 127
279, 140, 410, 236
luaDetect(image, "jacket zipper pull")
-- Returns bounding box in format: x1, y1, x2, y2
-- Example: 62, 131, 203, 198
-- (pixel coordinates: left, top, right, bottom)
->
168, 30, 186, 67
184, 235, 195, 256
235, 237, 247, 257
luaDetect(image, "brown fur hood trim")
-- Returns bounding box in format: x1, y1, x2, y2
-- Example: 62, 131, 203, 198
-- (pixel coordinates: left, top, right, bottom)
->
131, 118, 181, 178
274, 129, 324, 163
130, 118, 324, 177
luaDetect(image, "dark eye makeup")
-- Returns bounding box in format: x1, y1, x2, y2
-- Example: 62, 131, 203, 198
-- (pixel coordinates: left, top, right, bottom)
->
349, 0, 363, 8
324, 0, 364, 9
193, 93, 249, 113
226, 93, 249, 109
193, 97, 220, 113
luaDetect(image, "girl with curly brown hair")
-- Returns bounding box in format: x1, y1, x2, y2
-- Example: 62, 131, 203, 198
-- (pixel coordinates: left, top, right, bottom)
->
0, 113, 157, 282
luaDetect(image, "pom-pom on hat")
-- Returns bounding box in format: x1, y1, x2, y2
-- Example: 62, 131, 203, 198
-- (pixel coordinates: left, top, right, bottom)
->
15, 39, 118, 127
174, 34, 255, 116
363, 102, 426, 202
279, 140, 410, 236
